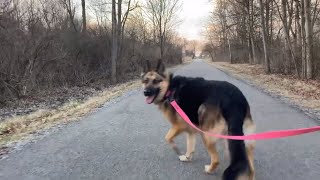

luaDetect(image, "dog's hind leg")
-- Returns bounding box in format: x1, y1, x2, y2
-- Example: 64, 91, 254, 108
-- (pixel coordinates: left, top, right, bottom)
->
201, 134, 219, 173
244, 114, 256, 180
179, 133, 196, 162
246, 144, 255, 180
165, 127, 182, 155
223, 118, 252, 180
197, 103, 226, 173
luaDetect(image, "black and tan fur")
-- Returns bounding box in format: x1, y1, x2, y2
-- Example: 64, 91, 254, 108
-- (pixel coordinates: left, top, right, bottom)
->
141, 59, 256, 180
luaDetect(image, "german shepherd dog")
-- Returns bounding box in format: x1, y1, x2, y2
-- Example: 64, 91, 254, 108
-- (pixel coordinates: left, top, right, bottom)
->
141, 59, 256, 180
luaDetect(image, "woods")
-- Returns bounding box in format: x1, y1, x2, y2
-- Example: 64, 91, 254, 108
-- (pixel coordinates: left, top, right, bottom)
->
2, 0, 318, 109
0, 0, 183, 105
204, 0, 320, 79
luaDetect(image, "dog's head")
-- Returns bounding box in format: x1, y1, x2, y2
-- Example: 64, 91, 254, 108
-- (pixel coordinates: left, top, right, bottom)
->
141, 59, 171, 104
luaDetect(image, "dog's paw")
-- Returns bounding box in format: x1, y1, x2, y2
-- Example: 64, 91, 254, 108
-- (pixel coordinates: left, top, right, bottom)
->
179, 155, 191, 162
204, 165, 213, 174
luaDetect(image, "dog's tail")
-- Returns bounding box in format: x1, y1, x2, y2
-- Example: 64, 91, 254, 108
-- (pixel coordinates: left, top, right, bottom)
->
223, 138, 252, 180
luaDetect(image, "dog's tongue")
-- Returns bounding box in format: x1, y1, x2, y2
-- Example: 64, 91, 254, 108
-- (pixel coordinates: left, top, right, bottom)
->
146, 96, 155, 104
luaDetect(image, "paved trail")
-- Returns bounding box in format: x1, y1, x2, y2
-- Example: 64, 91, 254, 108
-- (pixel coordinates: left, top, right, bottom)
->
0, 60, 319, 180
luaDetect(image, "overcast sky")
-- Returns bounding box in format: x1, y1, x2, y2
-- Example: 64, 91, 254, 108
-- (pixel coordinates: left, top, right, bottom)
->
178, 0, 212, 40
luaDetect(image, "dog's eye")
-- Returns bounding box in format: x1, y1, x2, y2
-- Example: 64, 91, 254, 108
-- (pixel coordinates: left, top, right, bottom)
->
143, 79, 148, 83
153, 79, 162, 84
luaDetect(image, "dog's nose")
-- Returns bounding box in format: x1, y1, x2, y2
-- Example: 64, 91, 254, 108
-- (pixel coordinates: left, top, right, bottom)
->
144, 89, 152, 96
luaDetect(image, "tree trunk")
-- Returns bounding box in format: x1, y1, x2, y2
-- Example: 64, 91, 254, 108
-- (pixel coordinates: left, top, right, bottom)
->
222, 21, 227, 53
117, 0, 122, 55
247, 0, 253, 63
281, 0, 299, 76
265, 0, 270, 39
248, 34, 253, 63
159, 1, 164, 59
248, 0, 257, 64
295, 0, 302, 61
304, 0, 313, 79
259, 0, 271, 73
269, 0, 274, 44
227, 36, 233, 63
301, 0, 306, 78
282, 0, 289, 74
81, 0, 86, 33
160, 33, 164, 59
250, 36, 257, 64
111, 0, 117, 83
121, 0, 132, 43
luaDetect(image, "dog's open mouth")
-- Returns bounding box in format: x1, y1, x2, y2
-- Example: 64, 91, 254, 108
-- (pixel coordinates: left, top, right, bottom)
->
146, 95, 157, 104
144, 89, 160, 104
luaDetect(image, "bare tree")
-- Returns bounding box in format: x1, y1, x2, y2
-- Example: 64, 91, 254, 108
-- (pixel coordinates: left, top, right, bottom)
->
259, 0, 271, 73
117, 0, 122, 53
145, 0, 181, 59
121, 0, 139, 42
60, 0, 77, 32
111, 0, 118, 83
278, 0, 298, 75
82, 0, 86, 32
304, 0, 313, 79
111, 0, 139, 82
248, 0, 257, 64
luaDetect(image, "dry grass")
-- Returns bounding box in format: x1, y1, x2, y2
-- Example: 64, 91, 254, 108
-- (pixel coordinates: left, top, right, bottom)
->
206, 60, 320, 111
0, 80, 140, 147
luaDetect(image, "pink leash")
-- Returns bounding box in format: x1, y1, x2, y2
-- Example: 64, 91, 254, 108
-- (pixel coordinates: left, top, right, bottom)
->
170, 100, 320, 140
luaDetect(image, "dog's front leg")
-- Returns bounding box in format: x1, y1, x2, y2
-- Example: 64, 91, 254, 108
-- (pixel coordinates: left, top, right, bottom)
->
179, 133, 196, 162
165, 128, 182, 155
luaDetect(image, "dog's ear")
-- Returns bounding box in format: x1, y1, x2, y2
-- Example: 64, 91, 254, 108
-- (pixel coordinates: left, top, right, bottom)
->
169, 73, 173, 81
170, 75, 186, 89
156, 59, 165, 74
142, 60, 151, 73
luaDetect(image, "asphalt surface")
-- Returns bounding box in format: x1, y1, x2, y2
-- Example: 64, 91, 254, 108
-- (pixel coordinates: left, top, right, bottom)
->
0, 59, 319, 180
